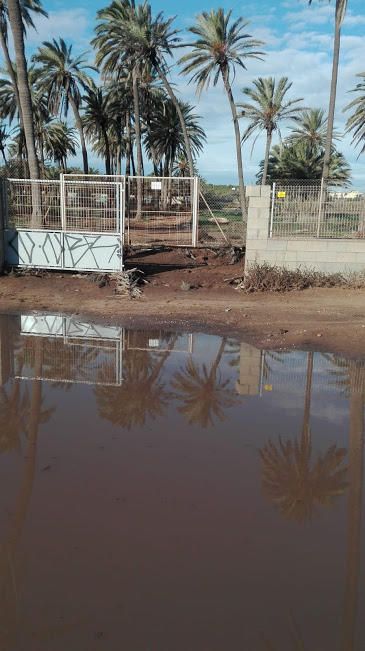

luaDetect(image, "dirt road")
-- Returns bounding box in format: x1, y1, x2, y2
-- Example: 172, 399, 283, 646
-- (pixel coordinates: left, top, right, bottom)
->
0, 248, 364, 357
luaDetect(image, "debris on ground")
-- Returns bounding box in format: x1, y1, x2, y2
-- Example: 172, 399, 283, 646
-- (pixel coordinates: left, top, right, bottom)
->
114, 268, 147, 298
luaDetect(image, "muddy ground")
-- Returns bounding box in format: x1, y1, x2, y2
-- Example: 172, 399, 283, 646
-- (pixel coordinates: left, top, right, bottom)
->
0, 247, 364, 357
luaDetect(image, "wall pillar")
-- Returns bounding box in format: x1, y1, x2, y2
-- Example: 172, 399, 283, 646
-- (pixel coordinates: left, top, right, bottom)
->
244, 185, 271, 275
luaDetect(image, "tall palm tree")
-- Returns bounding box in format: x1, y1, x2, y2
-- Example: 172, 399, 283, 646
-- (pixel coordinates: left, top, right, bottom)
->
7, 0, 39, 182
144, 98, 206, 177
83, 85, 112, 174
0, 0, 47, 131
93, 1, 146, 185
93, 1, 196, 178
32, 38, 95, 174
345, 73, 365, 155
180, 8, 264, 220
309, 0, 348, 180
238, 77, 304, 185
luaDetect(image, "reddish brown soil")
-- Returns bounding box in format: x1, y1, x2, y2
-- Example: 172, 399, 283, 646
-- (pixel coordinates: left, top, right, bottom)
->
0, 247, 364, 357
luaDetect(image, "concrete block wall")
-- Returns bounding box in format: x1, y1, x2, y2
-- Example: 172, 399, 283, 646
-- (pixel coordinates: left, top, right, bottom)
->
245, 185, 365, 274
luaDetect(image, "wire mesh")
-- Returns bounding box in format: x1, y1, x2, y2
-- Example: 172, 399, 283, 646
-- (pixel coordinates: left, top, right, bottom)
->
271, 183, 365, 239
64, 180, 121, 232
198, 184, 246, 247
7, 179, 61, 229
126, 176, 194, 246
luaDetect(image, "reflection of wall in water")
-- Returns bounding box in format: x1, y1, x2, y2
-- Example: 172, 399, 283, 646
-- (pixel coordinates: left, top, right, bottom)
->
236, 343, 262, 396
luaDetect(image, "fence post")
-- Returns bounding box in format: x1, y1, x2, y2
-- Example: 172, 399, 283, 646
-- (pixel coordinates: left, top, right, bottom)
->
316, 177, 325, 238
60, 173, 66, 231
192, 176, 199, 247
269, 182, 276, 238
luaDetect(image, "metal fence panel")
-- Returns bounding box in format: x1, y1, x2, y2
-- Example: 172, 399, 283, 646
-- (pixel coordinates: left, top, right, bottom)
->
270, 182, 365, 239
126, 176, 195, 246
7, 179, 61, 230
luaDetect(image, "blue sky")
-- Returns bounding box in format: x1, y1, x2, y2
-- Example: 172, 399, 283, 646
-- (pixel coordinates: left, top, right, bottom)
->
23, 0, 365, 186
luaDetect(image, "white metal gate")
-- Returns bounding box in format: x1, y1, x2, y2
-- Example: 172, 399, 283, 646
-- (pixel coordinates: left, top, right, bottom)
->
4, 174, 125, 272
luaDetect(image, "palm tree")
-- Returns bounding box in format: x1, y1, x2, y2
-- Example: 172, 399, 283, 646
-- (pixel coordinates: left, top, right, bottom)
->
83, 85, 112, 174
93, 0, 146, 212
7, 0, 39, 182
309, 0, 348, 180
345, 73, 365, 155
287, 107, 340, 150
145, 98, 206, 177
32, 38, 95, 174
0, 0, 47, 132
258, 140, 351, 187
180, 8, 264, 220
42, 121, 78, 171
93, 1, 196, 178
238, 77, 304, 185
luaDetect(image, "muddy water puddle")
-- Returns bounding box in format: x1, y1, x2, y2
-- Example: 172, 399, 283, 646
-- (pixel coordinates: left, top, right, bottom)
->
0, 312, 364, 650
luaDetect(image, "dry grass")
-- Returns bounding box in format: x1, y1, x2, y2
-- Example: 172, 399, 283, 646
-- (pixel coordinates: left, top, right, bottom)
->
240, 263, 365, 293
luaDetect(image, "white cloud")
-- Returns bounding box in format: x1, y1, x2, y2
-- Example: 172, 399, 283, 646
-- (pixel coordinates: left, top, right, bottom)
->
27, 8, 92, 53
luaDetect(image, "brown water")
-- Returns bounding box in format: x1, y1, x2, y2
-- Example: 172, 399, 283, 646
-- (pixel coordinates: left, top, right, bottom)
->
0, 313, 364, 651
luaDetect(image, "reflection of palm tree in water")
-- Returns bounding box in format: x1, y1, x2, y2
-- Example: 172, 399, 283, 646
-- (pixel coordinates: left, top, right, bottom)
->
261, 356, 365, 651
172, 338, 237, 428
260, 352, 348, 522
334, 360, 365, 651
0, 339, 54, 648
95, 336, 178, 429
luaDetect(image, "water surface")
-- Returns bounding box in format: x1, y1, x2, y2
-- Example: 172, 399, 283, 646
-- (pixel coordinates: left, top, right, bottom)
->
0, 313, 364, 650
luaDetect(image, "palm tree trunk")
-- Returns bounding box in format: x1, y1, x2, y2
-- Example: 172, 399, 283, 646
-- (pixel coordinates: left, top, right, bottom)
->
102, 126, 111, 175
132, 67, 143, 219
68, 94, 88, 174
0, 27, 24, 130
7, 0, 41, 229
341, 364, 364, 651
125, 110, 131, 176
262, 129, 273, 186
154, 62, 195, 178
323, 13, 342, 181
221, 68, 247, 220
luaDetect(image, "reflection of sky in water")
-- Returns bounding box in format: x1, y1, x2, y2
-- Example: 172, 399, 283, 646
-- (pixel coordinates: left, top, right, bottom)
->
0, 314, 364, 651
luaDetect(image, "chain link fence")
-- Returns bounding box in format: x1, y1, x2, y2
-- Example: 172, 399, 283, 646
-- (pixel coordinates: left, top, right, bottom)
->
270, 181, 365, 239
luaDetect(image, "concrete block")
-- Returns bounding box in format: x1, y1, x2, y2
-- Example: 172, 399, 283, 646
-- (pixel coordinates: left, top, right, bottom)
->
267, 239, 288, 251
249, 197, 271, 209
246, 238, 270, 250
246, 185, 261, 198
260, 185, 271, 198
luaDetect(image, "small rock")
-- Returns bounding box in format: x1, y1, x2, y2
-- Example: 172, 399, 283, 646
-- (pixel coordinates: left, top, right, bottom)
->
317, 333, 323, 337
225, 308, 232, 312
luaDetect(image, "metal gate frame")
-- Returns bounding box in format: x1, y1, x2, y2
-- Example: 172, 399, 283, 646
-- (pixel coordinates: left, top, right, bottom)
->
4, 175, 126, 272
